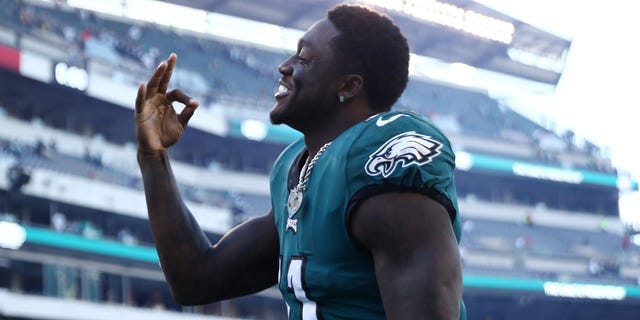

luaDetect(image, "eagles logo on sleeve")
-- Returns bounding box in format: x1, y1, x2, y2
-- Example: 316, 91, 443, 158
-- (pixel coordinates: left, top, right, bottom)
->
365, 131, 443, 178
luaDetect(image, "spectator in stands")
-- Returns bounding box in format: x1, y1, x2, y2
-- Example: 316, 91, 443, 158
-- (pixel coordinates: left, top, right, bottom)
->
523, 211, 534, 227
459, 245, 467, 266
117, 227, 138, 246
515, 235, 532, 252
588, 258, 603, 276
622, 234, 631, 250
80, 220, 102, 239
50, 211, 67, 232
135, 4, 464, 320
147, 291, 166, 310
34, 138, 45, 156
7, 163, 31, 193
229, 192, 248, 226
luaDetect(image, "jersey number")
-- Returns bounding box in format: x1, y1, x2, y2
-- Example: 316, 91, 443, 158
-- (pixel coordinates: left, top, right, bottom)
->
286, 257, 318, 320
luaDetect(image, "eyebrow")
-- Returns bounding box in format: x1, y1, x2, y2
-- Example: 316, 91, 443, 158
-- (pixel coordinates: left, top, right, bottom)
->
298, 38, 314, 51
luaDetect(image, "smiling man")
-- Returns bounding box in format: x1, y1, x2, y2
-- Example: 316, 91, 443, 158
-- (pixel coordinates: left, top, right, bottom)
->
135, 3, 465, 319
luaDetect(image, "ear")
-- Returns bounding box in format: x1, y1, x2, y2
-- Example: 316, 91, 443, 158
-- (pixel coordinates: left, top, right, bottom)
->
338, 74, 363, 101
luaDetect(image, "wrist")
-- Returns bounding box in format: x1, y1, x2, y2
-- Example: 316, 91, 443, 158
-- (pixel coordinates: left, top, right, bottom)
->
137, 148, 168, 163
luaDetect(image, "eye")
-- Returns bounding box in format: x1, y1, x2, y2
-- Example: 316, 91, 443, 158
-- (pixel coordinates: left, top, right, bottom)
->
297, 55, 309, 66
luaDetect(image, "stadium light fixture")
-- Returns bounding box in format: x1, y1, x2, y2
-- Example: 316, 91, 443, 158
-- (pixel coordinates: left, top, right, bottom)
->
61, 0, 557, 95
54, 62, 88, 91
0, 221, 27, 250
454, 151, 473, 171
543, 282, 626, 300
358, 0, 514, 44
507, 48, 567, 73
241, 120, 268, 141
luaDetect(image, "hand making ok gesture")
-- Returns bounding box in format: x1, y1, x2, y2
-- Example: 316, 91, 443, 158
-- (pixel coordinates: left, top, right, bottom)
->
135, 53, 199, 155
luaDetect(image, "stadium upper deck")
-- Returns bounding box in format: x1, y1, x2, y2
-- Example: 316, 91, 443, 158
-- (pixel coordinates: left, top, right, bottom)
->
1, 1, 640, 319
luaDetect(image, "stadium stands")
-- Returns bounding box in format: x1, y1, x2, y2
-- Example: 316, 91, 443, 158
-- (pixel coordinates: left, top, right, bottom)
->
1, 1, 639, 319
0, 0, 616, 173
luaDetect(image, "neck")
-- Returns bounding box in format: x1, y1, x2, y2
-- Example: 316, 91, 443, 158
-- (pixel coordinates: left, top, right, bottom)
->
303, 105, 377, 157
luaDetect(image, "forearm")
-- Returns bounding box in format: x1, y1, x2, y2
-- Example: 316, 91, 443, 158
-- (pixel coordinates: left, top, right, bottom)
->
138, 151, 280, 304
137, 151, 212, 291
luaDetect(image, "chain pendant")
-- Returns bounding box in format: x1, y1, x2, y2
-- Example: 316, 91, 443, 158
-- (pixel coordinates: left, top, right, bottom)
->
286, 141, 332, 222
287, 186, 304, 217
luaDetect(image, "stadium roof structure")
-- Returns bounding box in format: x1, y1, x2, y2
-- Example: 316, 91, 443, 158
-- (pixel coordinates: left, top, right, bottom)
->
162, 0, 571, 86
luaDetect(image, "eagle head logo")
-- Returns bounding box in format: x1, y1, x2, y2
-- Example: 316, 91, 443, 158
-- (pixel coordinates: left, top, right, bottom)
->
365, 131, 442, 178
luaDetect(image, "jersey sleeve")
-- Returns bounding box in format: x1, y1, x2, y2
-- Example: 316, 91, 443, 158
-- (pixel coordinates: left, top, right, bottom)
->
345, 112, 458, 221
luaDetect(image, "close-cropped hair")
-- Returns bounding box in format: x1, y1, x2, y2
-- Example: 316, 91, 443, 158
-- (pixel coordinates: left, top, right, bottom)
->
327, 4, 410, 111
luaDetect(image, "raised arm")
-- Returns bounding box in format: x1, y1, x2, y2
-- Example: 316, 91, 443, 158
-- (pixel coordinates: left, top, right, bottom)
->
351, 192, 462, 319
135, 53, 279, 305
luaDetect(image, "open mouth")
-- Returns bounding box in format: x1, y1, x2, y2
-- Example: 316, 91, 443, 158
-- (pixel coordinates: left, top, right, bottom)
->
274, 82, 292, 99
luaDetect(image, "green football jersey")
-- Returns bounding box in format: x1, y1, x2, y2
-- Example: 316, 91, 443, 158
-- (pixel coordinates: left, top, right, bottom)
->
271, 110, 465, 320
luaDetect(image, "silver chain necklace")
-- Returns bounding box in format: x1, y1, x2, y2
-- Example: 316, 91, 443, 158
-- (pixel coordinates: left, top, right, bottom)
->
287, 142, 332, 217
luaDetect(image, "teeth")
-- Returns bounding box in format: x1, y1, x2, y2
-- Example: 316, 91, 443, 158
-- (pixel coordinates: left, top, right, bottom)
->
278, 85, 290, 93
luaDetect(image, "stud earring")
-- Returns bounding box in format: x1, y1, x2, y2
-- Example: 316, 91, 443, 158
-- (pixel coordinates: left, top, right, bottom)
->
339, 95, 345, 103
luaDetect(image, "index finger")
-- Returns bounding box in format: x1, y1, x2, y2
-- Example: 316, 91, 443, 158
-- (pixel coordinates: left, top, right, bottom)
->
158, 53, 177, 94
145, 60, 168, 100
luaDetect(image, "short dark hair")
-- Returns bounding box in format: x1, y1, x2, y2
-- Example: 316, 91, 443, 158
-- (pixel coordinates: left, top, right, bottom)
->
327, 4, 410, 111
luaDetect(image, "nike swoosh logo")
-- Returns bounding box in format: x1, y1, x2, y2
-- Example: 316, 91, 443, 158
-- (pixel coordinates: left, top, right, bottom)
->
376, 114, 407, 127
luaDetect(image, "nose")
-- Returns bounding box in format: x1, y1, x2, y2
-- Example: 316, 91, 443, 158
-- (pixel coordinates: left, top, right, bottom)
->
278, 56, 295, 76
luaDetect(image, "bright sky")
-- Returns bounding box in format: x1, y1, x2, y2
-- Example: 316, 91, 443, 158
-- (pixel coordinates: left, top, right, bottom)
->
478, 0, 640, 179
477, 0, 640, 219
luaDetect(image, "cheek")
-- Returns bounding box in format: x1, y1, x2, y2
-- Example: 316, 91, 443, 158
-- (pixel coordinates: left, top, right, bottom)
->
292, 68, 305, 87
